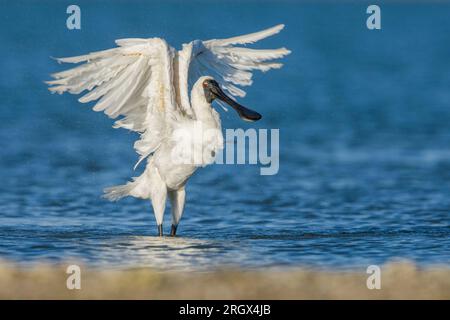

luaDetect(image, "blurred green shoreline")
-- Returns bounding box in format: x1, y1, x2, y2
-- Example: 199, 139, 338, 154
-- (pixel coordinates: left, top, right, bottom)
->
0, 261, 449, 299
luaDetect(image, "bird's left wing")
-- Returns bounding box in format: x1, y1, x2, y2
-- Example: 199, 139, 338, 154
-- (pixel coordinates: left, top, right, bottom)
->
47, 38, 179, 166
176, 24, 291, 115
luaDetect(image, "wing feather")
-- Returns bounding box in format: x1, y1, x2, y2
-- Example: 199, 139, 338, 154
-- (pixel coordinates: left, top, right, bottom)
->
47, 38, 178, 166
204, 24, 285, 46
178, 24, 291, 113
47, 25, 290, 169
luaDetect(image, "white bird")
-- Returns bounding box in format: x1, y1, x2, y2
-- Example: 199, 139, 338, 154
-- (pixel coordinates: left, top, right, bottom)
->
47, 24, 290, 236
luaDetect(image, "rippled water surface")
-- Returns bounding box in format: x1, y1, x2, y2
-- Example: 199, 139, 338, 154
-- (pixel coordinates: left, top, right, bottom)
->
0, 1, 450, 270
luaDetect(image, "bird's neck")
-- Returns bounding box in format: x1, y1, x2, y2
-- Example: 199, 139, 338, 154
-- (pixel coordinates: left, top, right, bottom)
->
191, 89, 217, 125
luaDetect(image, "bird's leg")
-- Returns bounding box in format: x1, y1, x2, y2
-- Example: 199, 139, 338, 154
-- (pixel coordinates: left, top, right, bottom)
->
170, 224, 177, 237
151, 185, 167, 237
168, 187, 186, 237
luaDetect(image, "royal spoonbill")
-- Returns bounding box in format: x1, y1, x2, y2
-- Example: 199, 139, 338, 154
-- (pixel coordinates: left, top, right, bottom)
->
47, 25, 290, 236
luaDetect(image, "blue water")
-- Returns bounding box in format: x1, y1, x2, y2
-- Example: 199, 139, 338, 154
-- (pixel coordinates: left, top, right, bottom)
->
0, 1, 449, 270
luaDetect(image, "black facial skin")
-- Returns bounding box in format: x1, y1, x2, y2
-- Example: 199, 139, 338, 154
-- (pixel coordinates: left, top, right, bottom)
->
202, 79, 262, 122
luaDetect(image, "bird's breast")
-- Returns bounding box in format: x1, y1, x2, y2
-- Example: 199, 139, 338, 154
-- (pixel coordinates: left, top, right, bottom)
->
153, 119, 223, 189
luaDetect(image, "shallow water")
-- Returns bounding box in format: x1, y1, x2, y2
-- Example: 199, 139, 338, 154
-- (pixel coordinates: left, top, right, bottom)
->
0, 1, 449, 270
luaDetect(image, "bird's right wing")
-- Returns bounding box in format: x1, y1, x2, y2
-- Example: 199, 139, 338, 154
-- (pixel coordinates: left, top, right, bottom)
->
47, 38, 179, 166
176, 24, 291, 115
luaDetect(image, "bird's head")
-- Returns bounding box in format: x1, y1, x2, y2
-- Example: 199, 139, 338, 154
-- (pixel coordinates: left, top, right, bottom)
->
199, 76, 262, 122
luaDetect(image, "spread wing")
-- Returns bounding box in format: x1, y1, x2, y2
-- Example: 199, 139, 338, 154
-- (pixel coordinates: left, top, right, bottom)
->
46, 38, 179, 166
176, 24, 291, 115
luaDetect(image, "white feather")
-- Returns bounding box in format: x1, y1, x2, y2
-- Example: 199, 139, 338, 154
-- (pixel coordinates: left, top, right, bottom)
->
178, 25, 291, 107
47, 38, 178, 167
47, 25, 290, 202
